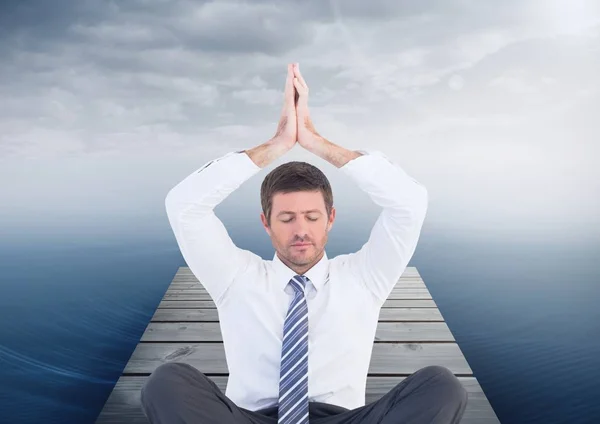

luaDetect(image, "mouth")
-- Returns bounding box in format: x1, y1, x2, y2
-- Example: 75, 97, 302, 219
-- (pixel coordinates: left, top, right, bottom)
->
291, 243, 311, 247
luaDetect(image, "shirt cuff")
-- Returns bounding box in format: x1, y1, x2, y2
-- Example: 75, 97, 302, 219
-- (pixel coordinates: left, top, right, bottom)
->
195, 149, 260, 174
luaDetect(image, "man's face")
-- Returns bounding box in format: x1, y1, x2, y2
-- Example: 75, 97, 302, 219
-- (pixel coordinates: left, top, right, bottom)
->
261, 190, 335, 270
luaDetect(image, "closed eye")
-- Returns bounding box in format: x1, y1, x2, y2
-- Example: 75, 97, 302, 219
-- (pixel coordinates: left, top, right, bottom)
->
282, 217, 319, 223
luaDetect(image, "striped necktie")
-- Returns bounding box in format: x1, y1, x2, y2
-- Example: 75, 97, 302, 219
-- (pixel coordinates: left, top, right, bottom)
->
278, 275, 310, 424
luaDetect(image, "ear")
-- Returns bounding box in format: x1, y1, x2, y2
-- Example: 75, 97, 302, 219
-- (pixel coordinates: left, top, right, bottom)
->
260, 212, 272, 235
328, 206, 336, 230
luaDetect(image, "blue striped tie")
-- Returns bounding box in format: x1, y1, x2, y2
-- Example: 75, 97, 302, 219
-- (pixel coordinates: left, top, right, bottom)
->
278, 275, 310, 424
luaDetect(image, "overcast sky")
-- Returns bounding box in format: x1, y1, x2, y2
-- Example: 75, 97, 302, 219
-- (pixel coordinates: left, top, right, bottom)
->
1, 0, 599, 243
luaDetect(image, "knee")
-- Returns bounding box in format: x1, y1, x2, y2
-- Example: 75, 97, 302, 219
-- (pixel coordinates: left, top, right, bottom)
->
417, 365, 468, 406
141, 362, 191, 405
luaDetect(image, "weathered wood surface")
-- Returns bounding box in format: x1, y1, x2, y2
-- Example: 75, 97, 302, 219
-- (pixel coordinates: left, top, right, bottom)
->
96, 266, 500, 423
140, 322, 455, 342
151, 307, 444, 322
158, 299, 438, 308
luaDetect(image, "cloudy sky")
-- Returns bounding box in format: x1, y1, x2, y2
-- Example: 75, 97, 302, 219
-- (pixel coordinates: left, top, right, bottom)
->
1, 0, 599, 243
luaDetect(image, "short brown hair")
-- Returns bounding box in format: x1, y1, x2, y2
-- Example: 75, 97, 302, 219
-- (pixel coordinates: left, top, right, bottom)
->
261, 161, 333, 227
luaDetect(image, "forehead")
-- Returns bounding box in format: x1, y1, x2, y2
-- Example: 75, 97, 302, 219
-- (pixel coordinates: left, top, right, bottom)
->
272, 190, 325, 213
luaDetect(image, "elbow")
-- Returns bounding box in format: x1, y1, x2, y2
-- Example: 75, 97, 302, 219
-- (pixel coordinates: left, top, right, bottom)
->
421, 186, 429, 208
415, 180, 428, 200
411, 186, 429, 224
406, 177, 428, 210
164, 189, 173, 210
164, 188, 180, 219
164, 188, 213, 223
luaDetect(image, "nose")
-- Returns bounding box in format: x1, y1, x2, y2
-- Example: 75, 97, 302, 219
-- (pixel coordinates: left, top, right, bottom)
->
292, 222, 310, 240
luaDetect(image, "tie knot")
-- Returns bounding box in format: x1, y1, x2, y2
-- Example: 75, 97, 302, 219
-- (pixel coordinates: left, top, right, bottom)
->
289, 275, 309, 294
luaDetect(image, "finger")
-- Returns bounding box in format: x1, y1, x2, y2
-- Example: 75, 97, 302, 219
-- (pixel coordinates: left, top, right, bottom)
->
293, 77, 307, 94
293, 77, 302, 94
293, 78, 308, 105
293, 63, 308, 89
294, 84, 299, 106
284, 64, 293, 100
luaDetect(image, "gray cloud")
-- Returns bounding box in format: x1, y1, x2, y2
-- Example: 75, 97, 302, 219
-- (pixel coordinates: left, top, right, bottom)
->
0, 0, 599, 159
1, 0, 599, 239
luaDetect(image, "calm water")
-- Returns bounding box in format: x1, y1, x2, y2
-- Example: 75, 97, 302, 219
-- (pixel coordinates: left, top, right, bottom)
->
0, 228, 599, 424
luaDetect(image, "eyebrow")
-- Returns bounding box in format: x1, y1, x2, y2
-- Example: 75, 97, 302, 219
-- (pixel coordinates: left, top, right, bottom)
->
277, 209, 322, 216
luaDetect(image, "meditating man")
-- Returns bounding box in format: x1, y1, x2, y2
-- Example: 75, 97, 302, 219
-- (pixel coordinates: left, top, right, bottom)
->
141, 63, 468, 423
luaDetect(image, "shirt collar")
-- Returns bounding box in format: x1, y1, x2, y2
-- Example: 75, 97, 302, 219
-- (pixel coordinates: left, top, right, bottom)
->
272, 250, 329, 292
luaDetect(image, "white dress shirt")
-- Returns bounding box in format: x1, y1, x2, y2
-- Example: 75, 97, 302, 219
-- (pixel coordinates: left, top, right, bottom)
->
164, 148, 428, 412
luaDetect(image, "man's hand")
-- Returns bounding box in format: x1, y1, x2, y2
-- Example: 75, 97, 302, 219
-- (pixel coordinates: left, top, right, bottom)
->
271, 63, 298, 149
292, 63, 322, 150
290, 63, 363, 168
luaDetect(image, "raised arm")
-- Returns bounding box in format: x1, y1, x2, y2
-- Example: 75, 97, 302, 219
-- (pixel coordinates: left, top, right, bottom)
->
299, 138, 428, 304
291, 64, 429, 304
339, 152, 428, 304
165, 63, 299, 305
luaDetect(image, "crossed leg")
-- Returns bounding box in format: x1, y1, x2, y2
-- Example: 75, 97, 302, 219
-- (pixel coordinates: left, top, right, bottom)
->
141, 362, 467, 424
140, 362, 275, 424
309, 365, 468, 424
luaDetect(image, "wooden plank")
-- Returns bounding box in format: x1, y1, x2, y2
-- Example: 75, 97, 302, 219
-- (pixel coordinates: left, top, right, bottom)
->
164, 287, 429, 294
151, 307, 444, 322
95, 375, 499, 424
140, 322, 455, 342
122, 342, 472, 375
161, 289, 432, 301
157, 299, 438, 308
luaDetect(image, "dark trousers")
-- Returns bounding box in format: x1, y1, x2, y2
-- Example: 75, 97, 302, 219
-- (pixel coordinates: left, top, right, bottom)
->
141, 362, 468, 423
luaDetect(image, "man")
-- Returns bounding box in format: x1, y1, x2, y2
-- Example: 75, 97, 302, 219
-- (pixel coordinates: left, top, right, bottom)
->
141, 63, 468, 423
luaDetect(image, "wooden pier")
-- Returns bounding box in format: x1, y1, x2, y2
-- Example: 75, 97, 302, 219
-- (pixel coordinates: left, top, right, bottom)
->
96, 266, 500, 423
